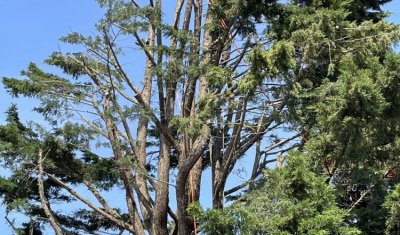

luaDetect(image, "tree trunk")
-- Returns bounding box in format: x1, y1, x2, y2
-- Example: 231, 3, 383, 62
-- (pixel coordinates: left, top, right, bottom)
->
176, 167, 192, 235
153, 136, 170, 235
135, 23, 155, 230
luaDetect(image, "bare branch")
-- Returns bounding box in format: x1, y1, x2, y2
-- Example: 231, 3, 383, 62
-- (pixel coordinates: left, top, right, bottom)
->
37, 149, 63, 235
47, 173, 137, 233
348, 185, 374, 213
82, 179, 120, 218
224, 180, 253, 196
5, 213, 20, 234
261, 133, 302, 155
101, 29, 180, 153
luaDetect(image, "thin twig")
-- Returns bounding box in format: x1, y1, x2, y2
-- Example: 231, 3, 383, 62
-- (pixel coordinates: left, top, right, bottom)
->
348, 185, 374, 213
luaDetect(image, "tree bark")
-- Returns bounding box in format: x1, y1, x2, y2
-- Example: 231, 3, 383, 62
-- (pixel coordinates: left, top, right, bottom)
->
37, 149, 63, 235
153, 136, 171, 235
135, 18, 155, 231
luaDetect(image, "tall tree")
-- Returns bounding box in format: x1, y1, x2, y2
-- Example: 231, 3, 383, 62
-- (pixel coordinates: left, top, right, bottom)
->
1, 0, 399, 234
0, 0, 299, 234
190, 0, 400, 234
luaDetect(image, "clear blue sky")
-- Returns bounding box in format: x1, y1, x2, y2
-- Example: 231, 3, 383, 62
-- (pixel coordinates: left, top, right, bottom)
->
0, 1, 399, 234
0, 1, 104, 124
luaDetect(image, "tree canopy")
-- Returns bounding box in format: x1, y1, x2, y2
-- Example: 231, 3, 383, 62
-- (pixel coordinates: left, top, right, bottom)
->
1, 0, 400, 234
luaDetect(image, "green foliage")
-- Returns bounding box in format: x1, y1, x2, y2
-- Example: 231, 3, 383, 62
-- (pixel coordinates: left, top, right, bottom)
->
346, 0, 391, 23
384, 184, 400, 234
188, 202, 262, 235
3, 63, 71, 98
196, 93, 224, 120
0, 106, 123, 232
264, 40, 296, 76
307, 52, 400, 168
278, 2, 400, 233
208, 0, 279, 35
196, 153, 361, 234
1, 0, 399, 234
169, 116, 203, 137
205, 65, 232, 88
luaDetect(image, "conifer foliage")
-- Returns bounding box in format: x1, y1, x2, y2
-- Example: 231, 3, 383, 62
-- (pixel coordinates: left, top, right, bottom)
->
1, 0, 400, 234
